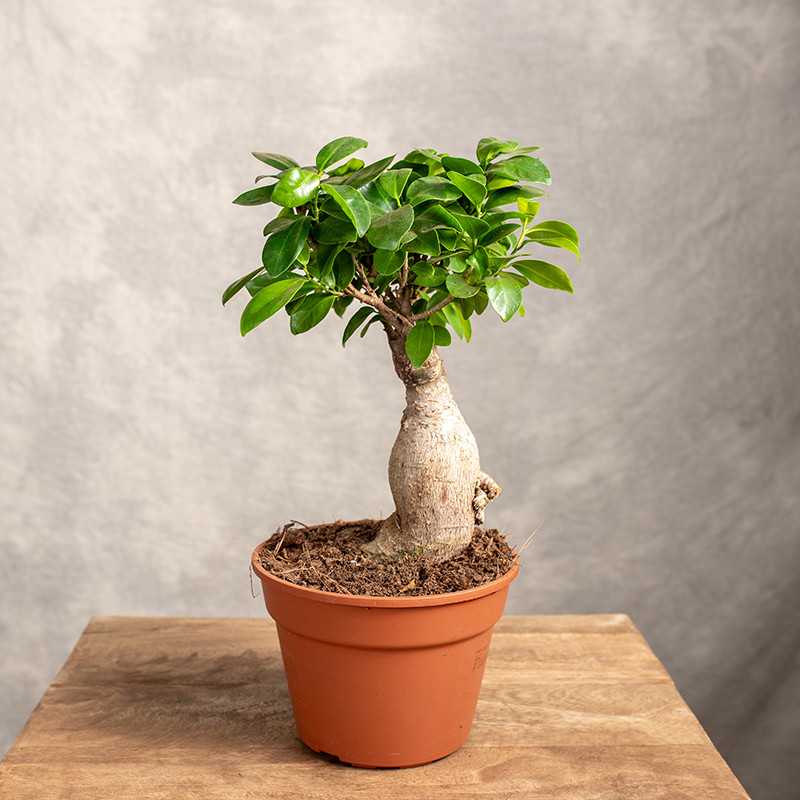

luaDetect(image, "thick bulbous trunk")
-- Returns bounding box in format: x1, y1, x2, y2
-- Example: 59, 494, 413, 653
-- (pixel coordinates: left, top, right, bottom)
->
364, 328, 501, 562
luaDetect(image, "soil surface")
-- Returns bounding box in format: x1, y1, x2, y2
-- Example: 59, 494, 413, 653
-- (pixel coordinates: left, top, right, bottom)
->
254, 519, 517, 597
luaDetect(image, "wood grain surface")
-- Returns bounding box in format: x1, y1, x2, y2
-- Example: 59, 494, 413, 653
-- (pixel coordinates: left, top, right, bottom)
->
0, 615, 751, 799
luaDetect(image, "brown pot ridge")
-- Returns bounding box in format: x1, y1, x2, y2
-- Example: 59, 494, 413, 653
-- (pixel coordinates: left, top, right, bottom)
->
252, 545, 519, 768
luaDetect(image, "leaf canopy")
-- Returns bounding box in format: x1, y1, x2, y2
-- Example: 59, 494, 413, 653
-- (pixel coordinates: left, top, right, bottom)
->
228, 137, 579, 359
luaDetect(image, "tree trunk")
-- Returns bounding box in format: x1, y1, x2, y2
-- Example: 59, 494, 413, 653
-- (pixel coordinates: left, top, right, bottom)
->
363, 327, 501, 562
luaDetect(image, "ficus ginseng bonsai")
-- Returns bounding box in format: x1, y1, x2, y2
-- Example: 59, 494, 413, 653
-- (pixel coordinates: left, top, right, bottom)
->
224, 136, 578, 565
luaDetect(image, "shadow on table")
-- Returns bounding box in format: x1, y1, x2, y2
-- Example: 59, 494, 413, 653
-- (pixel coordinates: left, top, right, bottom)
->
54, 649, 300, 752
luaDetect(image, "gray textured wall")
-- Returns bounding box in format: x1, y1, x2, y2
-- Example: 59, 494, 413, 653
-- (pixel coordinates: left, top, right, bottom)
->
2, 1, 799, 797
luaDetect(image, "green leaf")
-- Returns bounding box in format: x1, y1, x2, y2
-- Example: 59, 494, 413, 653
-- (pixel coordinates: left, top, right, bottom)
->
473, 290, 489, 315
262, 215, 298, 237
240, 277, 305, 335
524, 231, 581, 260
486, 177, 518, 191
297, 239, 310, 267
374, 248, 405, 276
246, 271, 298, 297
342, 306, 376, 346
442, 302, 471, 341
441, 156, 483, 176
367, 205, 414, 250
252, 152, 300, 171
360, 314, 382, 337
233, 185, 275, 206
488, 156, 551, 185
333, 294, 354, 317
446, 171, 487, 208
289, 293, 336, 334
262, 217, 312, 277
412, 205, 464, 235
476, 138, 519, 166
484, 185, 548, 211
459, 295, 475, 317
311, 216, 358, 244
482, 211, 526, 228
487, 254, 517, 269
342, 155, 395, 188
328, 158, 365, 177
485, 274, 523, 321
529, 220, 580, 246
332, 250, 356, 289
413, 262, 447, 287
316, 136, 368, 172
479, 222, 519, 248
360, 180, 394, 217
222, 267, 264, 306
421, 289, 447, 310
320, 196, 352, 221
445, 272, 480, 298
446, 255, 469, 273
433, 325, 451, 346
448, 212, 490, 241
512, 260, 574, 293
439, 228, 458, 250
378, 168, 413, 201
466, 247, 489, 279
403, 229, 440, 257
397, 149, 443, 174
405, 321, 435, 369
321, 184, 372, 237
517, 199, 540, 219
405, 176, 463, 205
315, 242, 343, 279
501, 146, 541, 157
272, 168, 321, 207
455, 299, 475, 333
284, 282, 316, 314
392, 160, 426, 177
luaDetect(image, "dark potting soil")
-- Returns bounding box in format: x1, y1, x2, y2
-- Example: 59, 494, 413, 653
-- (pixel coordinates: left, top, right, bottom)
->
254, 519, 517, 597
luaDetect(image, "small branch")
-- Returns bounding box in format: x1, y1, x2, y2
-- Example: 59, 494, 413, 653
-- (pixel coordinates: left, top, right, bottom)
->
384, 286, 399, 308
302, 266, 343, 296
398, 253, 409, 292
344, 285, 411, 333
344, 284, 380, 307
399, 282, 414, 318
410, 295, 456, 322
353, 255, 376, 297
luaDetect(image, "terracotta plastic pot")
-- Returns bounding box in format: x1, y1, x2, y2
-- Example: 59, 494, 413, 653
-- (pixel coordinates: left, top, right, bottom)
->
251, 545, 519, 768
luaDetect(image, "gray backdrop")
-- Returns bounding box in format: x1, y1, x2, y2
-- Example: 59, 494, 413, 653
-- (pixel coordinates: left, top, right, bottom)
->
2, 1, 798, 797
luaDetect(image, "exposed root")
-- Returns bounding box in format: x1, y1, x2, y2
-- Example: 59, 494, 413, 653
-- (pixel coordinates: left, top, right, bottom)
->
478, 471, 502, 500
361, 512, 404, 557
361, 512, 465, 562
473, 471, 502, 525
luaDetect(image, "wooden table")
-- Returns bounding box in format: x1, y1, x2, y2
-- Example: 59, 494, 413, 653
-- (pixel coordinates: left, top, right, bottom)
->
0, 615, 750, 799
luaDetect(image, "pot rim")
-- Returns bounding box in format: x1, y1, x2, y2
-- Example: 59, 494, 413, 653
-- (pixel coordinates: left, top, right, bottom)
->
251, 542, 519, 608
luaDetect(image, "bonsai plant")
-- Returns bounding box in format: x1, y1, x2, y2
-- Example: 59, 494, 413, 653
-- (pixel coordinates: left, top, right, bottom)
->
224, 136, 578, 767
